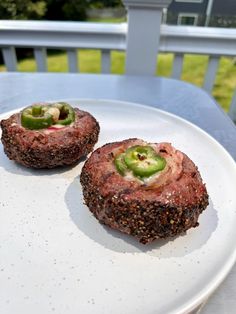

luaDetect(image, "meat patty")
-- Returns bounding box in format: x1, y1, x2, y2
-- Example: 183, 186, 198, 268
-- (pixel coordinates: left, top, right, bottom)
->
80, 138, 209, 244
0, 107, 100, 168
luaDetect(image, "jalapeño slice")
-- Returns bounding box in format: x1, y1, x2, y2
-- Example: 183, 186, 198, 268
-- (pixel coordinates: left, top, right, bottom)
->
124, 145, 166, 177
114, 145, 166, 178
54, 102, 75, 126
21, 105, 53, 130
21, 103, 75, 130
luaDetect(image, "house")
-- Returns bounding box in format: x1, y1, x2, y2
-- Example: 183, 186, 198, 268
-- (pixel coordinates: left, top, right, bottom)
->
164, 0, 236, 27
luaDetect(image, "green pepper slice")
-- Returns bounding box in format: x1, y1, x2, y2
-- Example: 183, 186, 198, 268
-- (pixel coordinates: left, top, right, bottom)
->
124, 146, 156, 168
123, 145, 166, 178
21, 103, 75, 130
114, 153, 128, 176
129, 154, 166, 177
21, 105, 53, 130
114, 145, 166, 178
54, 102, 75, 126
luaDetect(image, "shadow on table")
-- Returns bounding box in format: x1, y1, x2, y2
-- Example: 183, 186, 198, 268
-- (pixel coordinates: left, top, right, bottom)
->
65, 177, 218, 258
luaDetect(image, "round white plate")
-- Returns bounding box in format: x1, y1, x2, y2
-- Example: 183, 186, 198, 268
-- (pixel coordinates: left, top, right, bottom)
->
1, 99, 236, 314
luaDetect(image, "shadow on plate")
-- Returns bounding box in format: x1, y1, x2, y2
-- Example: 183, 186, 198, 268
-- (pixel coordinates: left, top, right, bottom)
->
65, 177, 218, 258
0, 147, 86, 179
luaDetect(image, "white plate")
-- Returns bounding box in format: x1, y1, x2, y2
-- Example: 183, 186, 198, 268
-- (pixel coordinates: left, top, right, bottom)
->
1, 99, 236, 314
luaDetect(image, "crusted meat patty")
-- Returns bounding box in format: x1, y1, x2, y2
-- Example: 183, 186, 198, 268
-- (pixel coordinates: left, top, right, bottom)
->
80, 138, 209, 244
1, 107, 100, 169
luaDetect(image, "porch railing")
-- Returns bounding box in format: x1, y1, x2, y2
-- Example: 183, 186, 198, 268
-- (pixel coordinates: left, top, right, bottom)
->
0, 4, 236, 121
0, 21, 126, 74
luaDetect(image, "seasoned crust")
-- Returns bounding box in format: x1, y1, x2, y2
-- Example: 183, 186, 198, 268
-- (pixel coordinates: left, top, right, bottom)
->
0, 108, 100, 168
80, 138, 209, 244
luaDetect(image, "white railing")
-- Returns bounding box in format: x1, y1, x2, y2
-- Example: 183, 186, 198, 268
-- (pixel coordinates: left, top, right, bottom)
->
1, 21, 236, 77
160, 25, 236, 94
0, 21, 127, 73
0, 4, 236, 121
1, 21, 235, 92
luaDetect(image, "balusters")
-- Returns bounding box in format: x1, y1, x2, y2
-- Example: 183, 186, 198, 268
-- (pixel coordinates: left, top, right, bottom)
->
2, 47, 17, 71
101, 50, 111, 73
203, 56, 219, 93
172, 54, 184, 79
1, 47, 113, 74
229, 90, 236, 123
34, 48, 47, 72
67, 49, 78, 73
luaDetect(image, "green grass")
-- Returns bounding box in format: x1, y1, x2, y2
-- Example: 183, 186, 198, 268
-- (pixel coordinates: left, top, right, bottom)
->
87, 17, 126, 23
1, 50, 235, 111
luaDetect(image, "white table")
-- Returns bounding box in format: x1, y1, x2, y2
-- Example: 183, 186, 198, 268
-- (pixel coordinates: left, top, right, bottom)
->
0, 73, 236, 314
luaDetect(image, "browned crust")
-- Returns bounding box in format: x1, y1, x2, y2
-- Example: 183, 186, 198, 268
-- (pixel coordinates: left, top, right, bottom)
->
80, 139, 209, 244
0, 108, 100, 168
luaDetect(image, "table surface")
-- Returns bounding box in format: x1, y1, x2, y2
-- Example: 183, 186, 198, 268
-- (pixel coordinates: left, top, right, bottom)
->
0, 72, 236, 314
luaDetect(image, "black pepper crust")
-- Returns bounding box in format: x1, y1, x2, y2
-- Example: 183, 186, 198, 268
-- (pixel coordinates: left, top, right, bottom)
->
80, 139, 209, 244
0, 108, 100, 169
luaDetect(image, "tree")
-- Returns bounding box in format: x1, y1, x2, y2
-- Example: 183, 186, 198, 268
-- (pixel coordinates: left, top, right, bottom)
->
89, 0, 123, 9
45, 0, 88, 21
0, 0, 46, 20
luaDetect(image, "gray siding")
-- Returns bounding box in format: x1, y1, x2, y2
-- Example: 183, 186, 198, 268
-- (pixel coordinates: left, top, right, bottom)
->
168, 0, 208, 14
212, 0, 236, 15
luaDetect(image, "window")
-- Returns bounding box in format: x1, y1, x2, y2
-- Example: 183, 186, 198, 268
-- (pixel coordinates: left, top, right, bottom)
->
178, 13, 198, 25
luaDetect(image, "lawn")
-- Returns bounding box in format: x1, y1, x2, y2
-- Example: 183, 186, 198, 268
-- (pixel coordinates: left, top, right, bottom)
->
1, 50, 235, 111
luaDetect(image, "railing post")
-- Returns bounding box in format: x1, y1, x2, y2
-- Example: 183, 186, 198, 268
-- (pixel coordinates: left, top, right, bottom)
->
123, 0, 172, 76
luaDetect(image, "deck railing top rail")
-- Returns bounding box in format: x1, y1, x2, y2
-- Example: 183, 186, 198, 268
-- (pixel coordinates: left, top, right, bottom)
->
160, 25, 236, 56
1, 20, 236, 56
0, 20, 127, 50
0, 20, 127, 34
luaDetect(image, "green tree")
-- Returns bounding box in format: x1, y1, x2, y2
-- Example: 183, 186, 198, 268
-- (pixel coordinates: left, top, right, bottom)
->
45, 0, 88, 21
89, 0, 123, 8
0, 0, 46, 20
